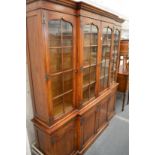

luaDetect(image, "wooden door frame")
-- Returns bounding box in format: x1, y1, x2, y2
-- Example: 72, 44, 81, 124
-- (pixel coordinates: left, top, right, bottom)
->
43, 10, 77, 123
78, 16, 101, 108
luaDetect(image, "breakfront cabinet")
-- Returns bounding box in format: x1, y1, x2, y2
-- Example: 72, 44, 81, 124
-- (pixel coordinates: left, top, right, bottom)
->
27, 0, 124, 154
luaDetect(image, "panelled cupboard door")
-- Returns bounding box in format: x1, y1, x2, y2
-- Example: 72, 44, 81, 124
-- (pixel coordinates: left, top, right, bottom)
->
108, 92, 116, 120
79, 17, 101, 107
98, 99, 108, 130
50, 120, 77, 155
94, 98, 108, 133
80, 107, 97, 148
44, 11, 76, 121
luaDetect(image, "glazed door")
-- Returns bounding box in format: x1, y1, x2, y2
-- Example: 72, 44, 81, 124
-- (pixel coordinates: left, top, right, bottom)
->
45, 11, 76, 121
99, 23, 113, 93
79, 17, 101, 106
110, 28, 121, 84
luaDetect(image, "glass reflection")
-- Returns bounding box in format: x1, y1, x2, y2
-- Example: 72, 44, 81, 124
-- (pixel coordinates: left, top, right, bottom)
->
48, 20, 61, 47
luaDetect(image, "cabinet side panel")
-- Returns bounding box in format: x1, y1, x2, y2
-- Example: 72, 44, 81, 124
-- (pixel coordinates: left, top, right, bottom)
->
36, 127, 51, 155
51, 119, 77, 155
27, 12, 49, 123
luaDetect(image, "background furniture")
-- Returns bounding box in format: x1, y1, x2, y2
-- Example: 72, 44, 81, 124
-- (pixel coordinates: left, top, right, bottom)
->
27, 0, 124, 154
117, 39, 129, 111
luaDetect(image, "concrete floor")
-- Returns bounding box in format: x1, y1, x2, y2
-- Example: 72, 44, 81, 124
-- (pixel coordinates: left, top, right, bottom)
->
84, 92, 129, 155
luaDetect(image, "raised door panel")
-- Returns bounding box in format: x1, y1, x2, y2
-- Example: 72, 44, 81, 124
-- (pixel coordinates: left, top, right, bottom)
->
108, 93, 116, 120
51, 119, 77, 155
98, 100, 108, 130
81, 107, 97, 147
94, 98, 108, 132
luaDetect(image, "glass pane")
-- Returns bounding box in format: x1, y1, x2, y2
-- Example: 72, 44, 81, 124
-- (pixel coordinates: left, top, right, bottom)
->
64, 92, 73, 112
104, 76, 108, 88
53, 97, 63, 116
84, 25, 91, 46
51, 74, 63, 97
90, 83, 95, 98
102, 46, 106, 61
48, 20, 61, 47
83, 67, 90, 86
91, 25, 98, 45
113, 71, 116, 81
90, 66, 96, 83
114, 30, 119, 45
63, 47, 72, 70
102, 28, 107, 44
100, 32, 110, 92
110, 30, 119, 83
115, 30, 119, 39
110, 72, 113, 83
107, 28, 112, 45
49, 48, 62, 73
105, 48, 110, 59
111, 71, 116, 82
83, 86, 89, 103
105, 60, 109, 87
103, 27, 112, 46
83, 47, 90, 66
114, 46, 118, 55
105, 59, 109, 77
113, 63, 116, 72
100, 79, 104, 91
62, 21, 72, 46
107, 28, 112, 40
64, 71, 73, 92
90, 46, 97, 64
100, 63, 105, 77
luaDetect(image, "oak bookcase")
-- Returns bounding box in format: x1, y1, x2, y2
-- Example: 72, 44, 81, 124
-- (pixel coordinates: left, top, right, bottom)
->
27, 0, 124, 154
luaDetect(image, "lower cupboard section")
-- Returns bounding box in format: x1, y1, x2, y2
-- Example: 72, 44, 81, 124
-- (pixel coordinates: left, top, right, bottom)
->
34, 89, 117, 155
77, 97, 109, 154
35, 119, 77, 155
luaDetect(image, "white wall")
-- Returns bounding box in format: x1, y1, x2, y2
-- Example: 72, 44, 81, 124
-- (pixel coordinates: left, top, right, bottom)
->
121, 20, 129, 39
26, 65, 36, 155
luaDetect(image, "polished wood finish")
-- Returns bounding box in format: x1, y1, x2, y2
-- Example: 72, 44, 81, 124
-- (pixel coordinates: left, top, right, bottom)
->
117, 39, 129, 111
27, 0, 124, 154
